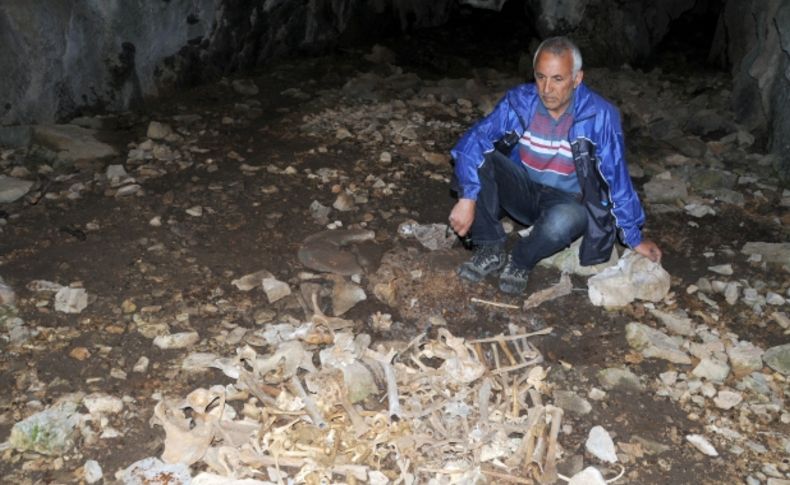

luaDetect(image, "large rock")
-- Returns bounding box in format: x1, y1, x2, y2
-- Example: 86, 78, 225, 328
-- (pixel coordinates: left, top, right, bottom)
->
625, 322, 691, 364
0, 175, 33, 203
33, 125, 117, 162
539, 237, 618, 276
587, 251, 671, 308
763, 344, 790, 376
741, 242, 790, 265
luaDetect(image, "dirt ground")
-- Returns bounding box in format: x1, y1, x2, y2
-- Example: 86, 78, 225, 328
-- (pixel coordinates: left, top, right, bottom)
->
1, 14, 789, 485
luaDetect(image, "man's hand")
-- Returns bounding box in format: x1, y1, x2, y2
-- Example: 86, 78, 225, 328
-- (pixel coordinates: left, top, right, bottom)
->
634, 240, 662, 263
449, 198, 476, 237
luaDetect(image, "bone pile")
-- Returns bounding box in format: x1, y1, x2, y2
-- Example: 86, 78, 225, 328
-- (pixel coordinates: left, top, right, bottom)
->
125, 297, 577, 484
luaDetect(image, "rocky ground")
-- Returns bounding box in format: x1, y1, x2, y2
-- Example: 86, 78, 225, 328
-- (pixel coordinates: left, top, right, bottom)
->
0, 24, 789, 485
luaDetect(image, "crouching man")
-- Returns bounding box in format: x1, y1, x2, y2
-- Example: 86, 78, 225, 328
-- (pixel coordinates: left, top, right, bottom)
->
448, 36, 661, 294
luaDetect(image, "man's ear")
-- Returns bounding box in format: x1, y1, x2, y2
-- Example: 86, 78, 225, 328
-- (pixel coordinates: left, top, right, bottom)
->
574, 70, 584, 88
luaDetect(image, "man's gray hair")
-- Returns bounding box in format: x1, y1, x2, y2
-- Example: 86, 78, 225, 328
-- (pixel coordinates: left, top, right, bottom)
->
532, 36, 583, 77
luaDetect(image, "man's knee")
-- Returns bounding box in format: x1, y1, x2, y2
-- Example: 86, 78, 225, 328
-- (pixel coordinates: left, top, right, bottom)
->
542, 204, 587, 243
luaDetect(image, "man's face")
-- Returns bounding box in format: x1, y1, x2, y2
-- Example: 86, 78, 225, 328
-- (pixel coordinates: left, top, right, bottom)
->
534, 50, 583, 119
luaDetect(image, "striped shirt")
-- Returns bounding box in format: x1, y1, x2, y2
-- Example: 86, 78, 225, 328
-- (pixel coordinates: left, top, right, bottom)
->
518, 97, 580, 194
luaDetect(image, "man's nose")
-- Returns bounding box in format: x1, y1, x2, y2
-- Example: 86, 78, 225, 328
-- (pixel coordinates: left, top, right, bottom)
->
542, 80, 552, 94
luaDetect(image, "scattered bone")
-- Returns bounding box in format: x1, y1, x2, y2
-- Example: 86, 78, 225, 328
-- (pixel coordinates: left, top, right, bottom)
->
524, 272, 573, 309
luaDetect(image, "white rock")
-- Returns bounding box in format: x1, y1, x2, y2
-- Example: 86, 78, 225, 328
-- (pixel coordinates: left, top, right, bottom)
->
149, 216, 162, 227
115, 184, 141, 197
185, 205, 203, 217
585, 425, 618, 463
105, 164, 128, 180
685, 434, 718, 456
0, 175, 34, 203
625, 322, 691, 364
588, 251, 671, 308
153, 331, 199, 349
54, 287, 89, 313
231, 270, 274, 291
261, 277, 291, 303
708, 264, 733, 275
379, 151, 392, 163
685, 203, 716, 217
649, 308, 695, 336
83, 460, 103, 484
34, 124, 118, 161
83, 393, 123, 415
726, 340, 763, 376
692, 358, 730, 382
133, 356, 149, 373
724, 282, 740, 305
713, 389, 743, 410
766, 292, 786, 305
333, 192, 355, 211
568, 466, 607, 485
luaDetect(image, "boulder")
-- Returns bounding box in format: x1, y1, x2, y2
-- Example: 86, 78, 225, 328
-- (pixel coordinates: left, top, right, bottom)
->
33, 125, 117, 162
0, 175, 33, 203
587, 251, 671, 308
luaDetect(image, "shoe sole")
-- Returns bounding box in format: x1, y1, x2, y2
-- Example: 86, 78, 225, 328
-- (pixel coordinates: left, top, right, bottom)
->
457, 260, 506, 283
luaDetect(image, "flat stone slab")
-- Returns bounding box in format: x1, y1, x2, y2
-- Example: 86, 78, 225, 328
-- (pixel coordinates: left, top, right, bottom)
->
298, 229, 376, 275
0, 175, 33, 203
763, 343, 790, 376
33, 124, 118, 162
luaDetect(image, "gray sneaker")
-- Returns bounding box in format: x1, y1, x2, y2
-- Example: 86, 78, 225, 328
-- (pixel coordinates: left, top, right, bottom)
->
498, 257, 530, 294
458, 245, 507, 283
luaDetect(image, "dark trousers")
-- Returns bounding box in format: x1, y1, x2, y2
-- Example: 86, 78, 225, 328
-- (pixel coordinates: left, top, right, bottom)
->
471, 151, 588, 270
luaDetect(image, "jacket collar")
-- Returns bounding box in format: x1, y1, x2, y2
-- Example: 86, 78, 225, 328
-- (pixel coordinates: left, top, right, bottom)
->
572, 83, 597, 122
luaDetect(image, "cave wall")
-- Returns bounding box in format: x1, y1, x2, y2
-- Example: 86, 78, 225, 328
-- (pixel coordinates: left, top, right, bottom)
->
710, 0, 790, 177
0, 0, 787, 176
524, 0, 698, 66
0, 0, 455, 126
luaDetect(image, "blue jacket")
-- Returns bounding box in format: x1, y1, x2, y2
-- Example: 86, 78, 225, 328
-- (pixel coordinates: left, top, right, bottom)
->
451, 82, 646, 261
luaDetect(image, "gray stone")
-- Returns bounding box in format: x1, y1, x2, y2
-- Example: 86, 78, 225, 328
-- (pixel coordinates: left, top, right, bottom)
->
146, 121, 172, 140
597, 367, 643, 392
625, 322, 691, 364
539, 237, 618, 276
763, 344, 790, 375
686, 167, 738, 192
232, 79, 259, 96
553, 390, 592, 415
737, 372, 771, 395
713, 389, 743, 410
587, 251, 671, 308
0, 175, 33, 203
649, 308, 696, 336
741, 242, 790, 265
33, 125, 117, 162
261, 277, 291, 303
54, 287, 88, 314
643, 177, 688, 203
585, 426, 618, 463
333, 192, 355, 211
309, 200, 331, 225
83, 459, 103, 484
726, 341, 764, 376
692, 357, 731, 382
